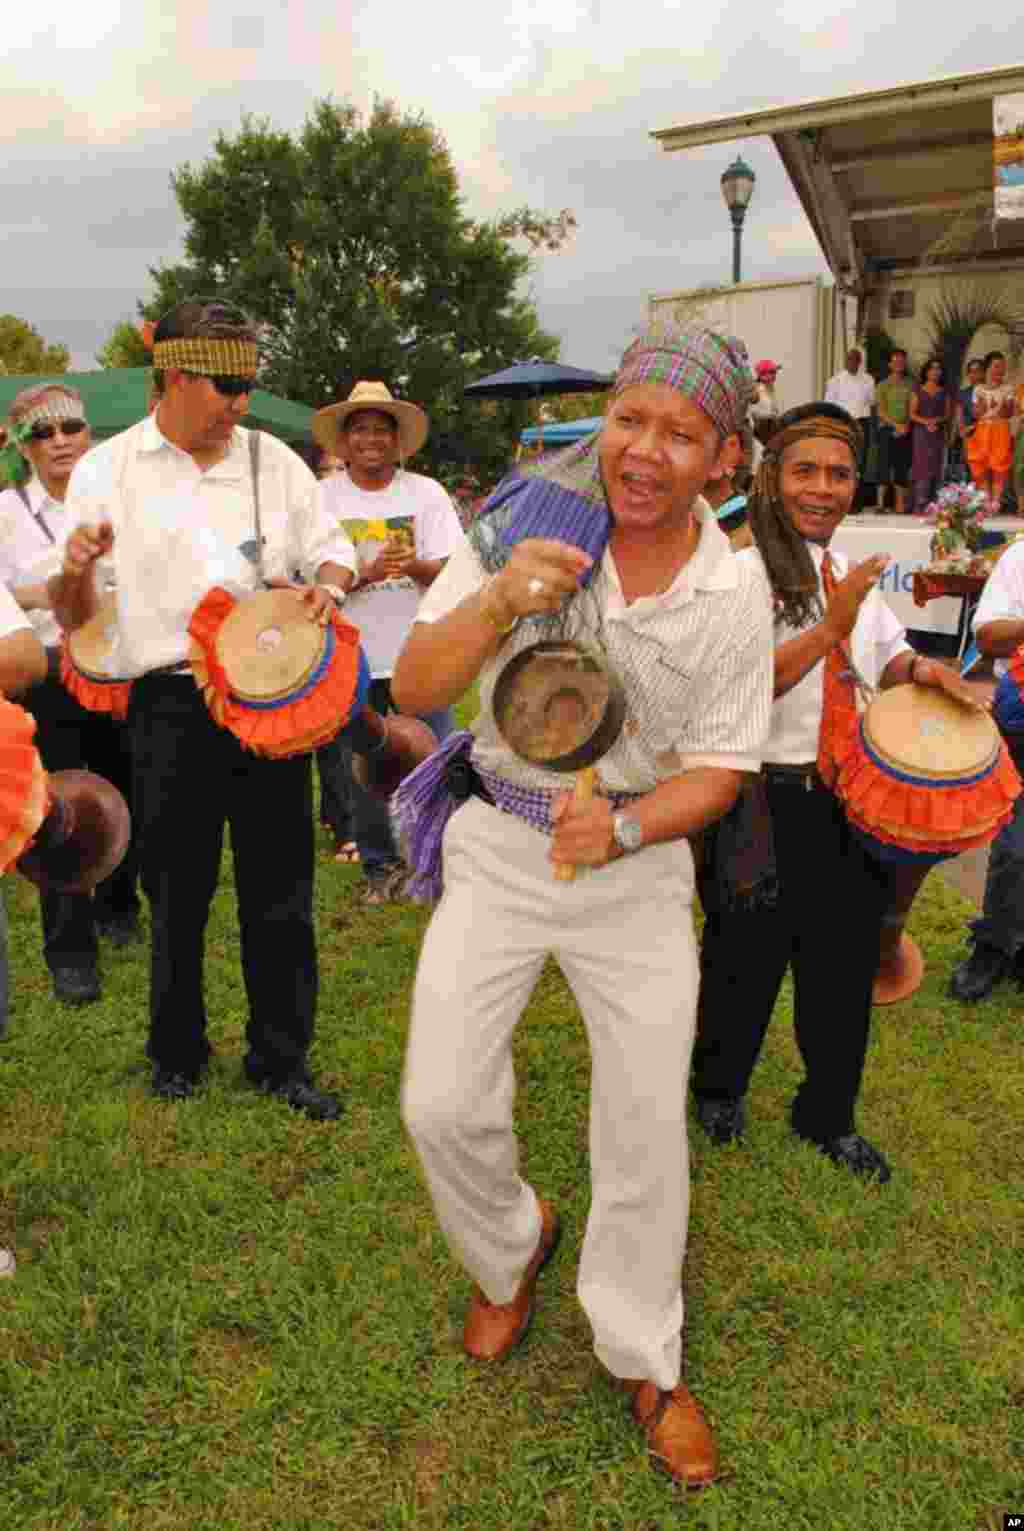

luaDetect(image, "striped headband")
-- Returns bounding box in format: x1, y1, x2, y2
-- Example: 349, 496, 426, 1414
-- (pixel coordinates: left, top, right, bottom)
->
613, 322, 755, 439
20, 391, 85, 428
152, 337, 259, 377
762, 413, 863, 464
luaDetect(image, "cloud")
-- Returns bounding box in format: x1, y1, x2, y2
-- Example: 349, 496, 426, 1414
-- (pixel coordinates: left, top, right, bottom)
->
1, 0, 1021, 378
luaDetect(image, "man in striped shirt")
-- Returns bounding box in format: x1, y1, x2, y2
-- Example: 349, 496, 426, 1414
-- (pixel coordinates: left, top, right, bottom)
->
392, 323, 773, 1490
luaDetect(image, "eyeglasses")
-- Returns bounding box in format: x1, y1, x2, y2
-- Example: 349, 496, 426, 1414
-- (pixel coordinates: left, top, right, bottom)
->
27, 419, 88, 442
205, 375, 255, 398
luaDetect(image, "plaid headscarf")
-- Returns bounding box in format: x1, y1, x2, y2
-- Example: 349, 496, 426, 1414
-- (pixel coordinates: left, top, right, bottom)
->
468, 320, 756, 580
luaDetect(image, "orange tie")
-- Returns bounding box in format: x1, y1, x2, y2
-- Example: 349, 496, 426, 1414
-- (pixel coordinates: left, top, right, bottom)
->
816, 551, 859, 789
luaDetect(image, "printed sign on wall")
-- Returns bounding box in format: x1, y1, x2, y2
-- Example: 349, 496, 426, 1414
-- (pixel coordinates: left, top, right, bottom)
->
994, 94, 1024, 222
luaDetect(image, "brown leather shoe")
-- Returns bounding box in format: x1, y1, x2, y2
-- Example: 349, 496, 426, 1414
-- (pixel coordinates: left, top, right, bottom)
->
463, 1200, 561, 1361
625, 1380, 720, 1489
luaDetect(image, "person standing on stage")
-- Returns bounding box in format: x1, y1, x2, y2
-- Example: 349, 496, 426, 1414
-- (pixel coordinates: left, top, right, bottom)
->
52, 299, 356, 1115
0, 383, 141, 1006
393, 323, 773, 1489
909, 358, 952, 515
691, 401, 980, 1184
312, 383, 464, 903
825, 349, 875, 507
967, 351, 1015, 514
874, 348, 914, 513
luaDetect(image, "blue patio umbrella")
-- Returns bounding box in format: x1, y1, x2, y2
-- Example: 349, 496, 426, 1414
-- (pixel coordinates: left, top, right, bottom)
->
464, 359, 613, 400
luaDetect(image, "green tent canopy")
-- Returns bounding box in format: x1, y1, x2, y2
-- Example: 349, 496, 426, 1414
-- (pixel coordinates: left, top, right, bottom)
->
0, 369, 315, 443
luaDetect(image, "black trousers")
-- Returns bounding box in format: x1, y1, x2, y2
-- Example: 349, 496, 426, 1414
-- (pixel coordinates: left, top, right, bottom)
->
129, 675, 318, 1082
692, 776, 888, 1141
24, 670, 140, 971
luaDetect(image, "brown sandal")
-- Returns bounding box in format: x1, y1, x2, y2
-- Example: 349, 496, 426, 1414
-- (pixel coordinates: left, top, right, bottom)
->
333, 842, 360, 864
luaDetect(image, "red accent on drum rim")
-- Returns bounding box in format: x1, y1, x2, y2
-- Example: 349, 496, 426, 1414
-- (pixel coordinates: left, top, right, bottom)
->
59, 644, 133, 720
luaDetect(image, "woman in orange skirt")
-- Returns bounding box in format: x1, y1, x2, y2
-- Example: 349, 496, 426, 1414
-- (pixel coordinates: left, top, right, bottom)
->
967, 351, 1015, 513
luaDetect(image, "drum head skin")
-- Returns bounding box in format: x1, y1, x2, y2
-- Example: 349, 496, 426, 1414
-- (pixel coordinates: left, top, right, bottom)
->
67, 595, 128, 682
217, 590, 325, 703
492, 641, 626, 774
863, 685, 1001, 781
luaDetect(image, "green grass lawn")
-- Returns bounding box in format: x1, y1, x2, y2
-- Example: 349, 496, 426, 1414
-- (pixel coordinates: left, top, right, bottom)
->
1, 838, 1021, 1529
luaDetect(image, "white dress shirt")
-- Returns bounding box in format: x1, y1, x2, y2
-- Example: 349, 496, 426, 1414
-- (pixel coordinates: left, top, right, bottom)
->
415, 501, 774, 793
0, 480, 74, 648
824, 369, 876, 420
736, 542, 910, 764
973, 539, 1024, 679
0, 579, 32, 640
64, 416, 355, 678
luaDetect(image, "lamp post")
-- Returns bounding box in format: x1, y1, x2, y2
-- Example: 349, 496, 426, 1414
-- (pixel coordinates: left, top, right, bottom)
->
720, 155, 756, 285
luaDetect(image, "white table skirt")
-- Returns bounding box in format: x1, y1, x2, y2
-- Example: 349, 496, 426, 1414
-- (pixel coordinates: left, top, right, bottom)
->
830, 515, 1017, 636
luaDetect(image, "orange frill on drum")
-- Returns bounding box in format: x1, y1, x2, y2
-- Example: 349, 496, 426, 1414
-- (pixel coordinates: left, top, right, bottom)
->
837, 730, 1020, 858
0, 699, 50, 874
188, 587, 362, 760
59, 644, 133, 720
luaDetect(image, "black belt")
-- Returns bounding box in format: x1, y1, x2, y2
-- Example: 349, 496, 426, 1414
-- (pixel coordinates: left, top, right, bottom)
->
763, 762, 823, 790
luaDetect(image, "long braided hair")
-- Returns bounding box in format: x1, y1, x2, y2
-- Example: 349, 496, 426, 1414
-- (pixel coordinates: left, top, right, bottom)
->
746, 400, 863, 629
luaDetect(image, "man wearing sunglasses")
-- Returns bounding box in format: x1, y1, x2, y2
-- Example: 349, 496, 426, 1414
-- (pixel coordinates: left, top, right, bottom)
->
52, 299, 356, 1120
0, 383, 141, 1007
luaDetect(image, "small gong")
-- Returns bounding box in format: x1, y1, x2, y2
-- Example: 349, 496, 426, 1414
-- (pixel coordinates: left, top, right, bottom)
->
492, 640, 626, 773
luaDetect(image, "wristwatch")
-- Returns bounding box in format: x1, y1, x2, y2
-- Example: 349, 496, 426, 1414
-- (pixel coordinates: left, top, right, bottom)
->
612, 812, 643, 855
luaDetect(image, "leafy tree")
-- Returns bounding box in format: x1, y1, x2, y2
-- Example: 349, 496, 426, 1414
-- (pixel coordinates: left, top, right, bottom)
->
96, 321, 151, 369
144, 99, 572, 482
0, 315, 69, 375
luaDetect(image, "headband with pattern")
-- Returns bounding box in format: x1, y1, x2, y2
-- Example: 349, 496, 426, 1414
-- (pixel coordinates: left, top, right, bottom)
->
151, 337, 259, 376
612, 322, 756, 440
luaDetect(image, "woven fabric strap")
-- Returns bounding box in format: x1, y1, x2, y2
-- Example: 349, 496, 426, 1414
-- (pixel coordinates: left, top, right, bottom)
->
475, 765, 640, 837
816, 552, 858, 789
152, 337, 258, 376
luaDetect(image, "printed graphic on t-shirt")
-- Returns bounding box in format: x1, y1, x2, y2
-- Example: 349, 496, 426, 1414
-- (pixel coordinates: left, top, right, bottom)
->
344, 515, 416, 586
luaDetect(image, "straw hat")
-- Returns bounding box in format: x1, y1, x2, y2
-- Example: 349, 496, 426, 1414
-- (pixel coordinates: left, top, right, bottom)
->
312, 382, 428, 458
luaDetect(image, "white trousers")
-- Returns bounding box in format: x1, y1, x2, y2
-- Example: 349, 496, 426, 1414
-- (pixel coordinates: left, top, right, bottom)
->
401, 796, 698, 1390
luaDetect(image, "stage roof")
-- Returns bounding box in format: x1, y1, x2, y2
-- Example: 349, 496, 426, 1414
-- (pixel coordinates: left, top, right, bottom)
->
652, 65, 1024, 290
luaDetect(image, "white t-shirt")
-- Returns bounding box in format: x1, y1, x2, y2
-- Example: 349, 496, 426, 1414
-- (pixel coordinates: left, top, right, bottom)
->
317, 470, 464, 678
825, 369, 876, 420
737, 542, 910, 764
0, 481, 75, 648
973, 539, 1024, 678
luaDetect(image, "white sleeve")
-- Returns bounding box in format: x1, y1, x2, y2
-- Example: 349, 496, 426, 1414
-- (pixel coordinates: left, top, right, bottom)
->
678, 566, 774, 773
974, 546, 1024, 628
414, 535, 486, 623
853, 587, 911, 686
0, 582, 31, 638
825, 377, 839, 405
415, 481, 466, 563
286, 450, 356, 579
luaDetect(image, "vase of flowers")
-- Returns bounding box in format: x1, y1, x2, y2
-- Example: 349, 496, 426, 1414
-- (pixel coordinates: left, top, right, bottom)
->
925, 481, 988, 561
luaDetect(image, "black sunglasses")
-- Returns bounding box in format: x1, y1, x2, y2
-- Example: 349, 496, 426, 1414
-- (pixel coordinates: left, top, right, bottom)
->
28, 419, 88, 442
204, 375, 255, 398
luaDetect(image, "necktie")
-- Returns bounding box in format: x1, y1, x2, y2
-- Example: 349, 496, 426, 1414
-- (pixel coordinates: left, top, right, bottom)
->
816, 551, 859, 789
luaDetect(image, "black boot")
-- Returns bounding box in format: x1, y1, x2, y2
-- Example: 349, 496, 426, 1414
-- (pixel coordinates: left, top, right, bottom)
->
949, 943, 1010, 1003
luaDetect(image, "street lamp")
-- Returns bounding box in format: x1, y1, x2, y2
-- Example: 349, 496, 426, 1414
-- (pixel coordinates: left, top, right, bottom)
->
720, 156, 756, 285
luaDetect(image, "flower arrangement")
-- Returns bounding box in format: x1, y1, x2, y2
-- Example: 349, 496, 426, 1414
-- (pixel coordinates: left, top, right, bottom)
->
924, 481, 988, 560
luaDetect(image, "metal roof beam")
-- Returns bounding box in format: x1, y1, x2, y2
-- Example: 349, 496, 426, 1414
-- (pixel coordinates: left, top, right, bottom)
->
850, 190, 993, 221
830, 132, 993, 173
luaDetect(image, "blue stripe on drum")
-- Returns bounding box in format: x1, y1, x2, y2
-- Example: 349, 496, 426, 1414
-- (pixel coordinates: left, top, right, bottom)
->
859, 724, 998, 792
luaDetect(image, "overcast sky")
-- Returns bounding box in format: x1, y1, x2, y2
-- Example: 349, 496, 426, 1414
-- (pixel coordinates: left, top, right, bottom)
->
3, 2, 1021, 374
